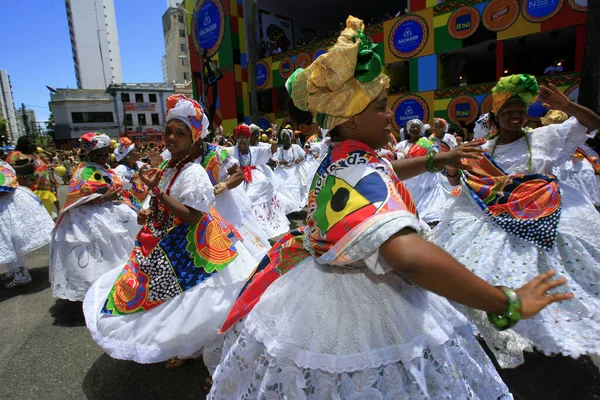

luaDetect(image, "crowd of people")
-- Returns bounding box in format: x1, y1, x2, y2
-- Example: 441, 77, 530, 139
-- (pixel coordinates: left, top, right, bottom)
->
2, 16, 600, 398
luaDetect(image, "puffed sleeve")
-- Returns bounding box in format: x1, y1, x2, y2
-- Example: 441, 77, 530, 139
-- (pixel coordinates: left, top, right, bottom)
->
172, 163, 215, 213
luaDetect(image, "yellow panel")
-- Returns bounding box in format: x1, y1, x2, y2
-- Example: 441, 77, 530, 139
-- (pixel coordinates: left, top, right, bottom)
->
229, 0, 237, 16
234, 65, 242, 81
497, 15, 540, 41
434, 13, 450, 28
434, 98, 453, 111
384, 8, 435, 64
238, 18, 247, 53
222, 118, 238, 135
426, 0, 439, 7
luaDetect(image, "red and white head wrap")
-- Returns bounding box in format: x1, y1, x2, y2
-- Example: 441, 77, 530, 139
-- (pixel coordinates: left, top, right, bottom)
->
234, 124, 251, 139
114, 137, 135, 162
165, 94, 209, 142
80, 132, 111, 155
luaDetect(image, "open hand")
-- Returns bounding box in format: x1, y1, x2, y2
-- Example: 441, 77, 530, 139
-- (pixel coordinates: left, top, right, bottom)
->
437, 139, 486, 172
515, 270, 573, 319
139, 166, 161, 188
149, 150, 163, 167
538, 83, 570, 111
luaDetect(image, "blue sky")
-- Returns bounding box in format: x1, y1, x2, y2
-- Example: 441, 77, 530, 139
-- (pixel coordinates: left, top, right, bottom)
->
0, 0, 167, 124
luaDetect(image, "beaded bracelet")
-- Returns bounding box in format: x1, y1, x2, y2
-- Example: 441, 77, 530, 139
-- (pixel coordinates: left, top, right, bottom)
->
426, 152, 444, 173
214, 182, 228, 195
487, 286, 523, 331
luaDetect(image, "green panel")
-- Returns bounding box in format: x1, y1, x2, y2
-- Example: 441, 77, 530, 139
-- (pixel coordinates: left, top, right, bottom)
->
272, 70, 286, 88
236, 98, 244, 114
434, 26, 462, 54
434, 110, 450, 120
375, 43, 385, 64
409, 58, 419, 93
219, 18, 234, 68
231, 32, 240, 50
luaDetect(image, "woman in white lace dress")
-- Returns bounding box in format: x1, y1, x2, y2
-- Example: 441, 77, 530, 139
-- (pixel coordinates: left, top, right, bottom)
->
0, 161, 54, 288
209, 18, 571, 399
50, 133, 140, 302
435, 75, 600, 358
272, 127, 308, 214
228, 124, 290, 238
83, 95, 257, 370
112, 137, 148, 203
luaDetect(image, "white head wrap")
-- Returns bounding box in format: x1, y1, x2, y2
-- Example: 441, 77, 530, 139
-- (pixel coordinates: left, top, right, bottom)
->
114, 140, 135, 162
474, 113, 490, 139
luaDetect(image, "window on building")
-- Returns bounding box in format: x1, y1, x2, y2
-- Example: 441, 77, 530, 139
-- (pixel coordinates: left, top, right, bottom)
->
178, 15, 184, 23
135, 93, 144, 102
138, 113, 147, 126
71, 112, 114, 123
183, 72, 188, 81
149, 93, 157, 103
151, 113, 160, 126
124, 113, 133, 126
180, 43, 186, 52
179, 29, 186, 38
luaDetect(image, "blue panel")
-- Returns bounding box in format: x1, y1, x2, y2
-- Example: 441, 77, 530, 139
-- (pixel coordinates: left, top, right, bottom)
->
473, 94, 486, 104
244, 116, 251, 124
240, 53, 248, 68
417, 54, 438, 92
475, 2, 488, 15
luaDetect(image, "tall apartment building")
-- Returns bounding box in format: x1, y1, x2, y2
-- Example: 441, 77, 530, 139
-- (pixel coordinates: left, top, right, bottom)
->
65, 0, 123, 89
0, 70, 21, 143
162, 4, 191, 85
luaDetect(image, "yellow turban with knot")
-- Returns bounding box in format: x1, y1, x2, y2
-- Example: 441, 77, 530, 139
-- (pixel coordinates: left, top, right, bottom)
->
540, 110, 569, 126
285, 16, 389, 130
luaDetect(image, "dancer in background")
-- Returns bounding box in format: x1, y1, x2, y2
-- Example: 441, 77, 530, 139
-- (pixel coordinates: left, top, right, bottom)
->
435, 75, 600, 358
113, 137, 149, 203
429, 118, 456, 152
272, 127, 307, 213
211, 19, 572, 399
0, 161, 54, 288
6, 136, 57, 216
83, 95, 257, 372
229, 124, 290, 238
50, 132, 140, 302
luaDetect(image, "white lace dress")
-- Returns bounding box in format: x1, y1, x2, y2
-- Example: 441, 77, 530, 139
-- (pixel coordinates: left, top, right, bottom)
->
83, 162, 257, 367
228, 146, 291, 239
0, 162, 54, 265
272, 144, 308, 214
50, 178, 140, 302
396, 140, 451, 224
434, 117, 600, 358
209, 154, 512, 398
553, 143, 600, 206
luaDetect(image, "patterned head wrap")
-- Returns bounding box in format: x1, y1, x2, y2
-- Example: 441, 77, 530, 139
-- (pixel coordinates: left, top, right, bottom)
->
491, 74, 539, 114
281, 128, 293, 140
285, 16, 389, 130
249, 124, 260, 134
433, 118, 448, 131
114, 137, 135, 162
80, 132, 111, 155
234, 124, 251, 138
165, 94, 208, 142
540, 110, 569, 126
406, 119, 423, 134
473, 113, 490, 139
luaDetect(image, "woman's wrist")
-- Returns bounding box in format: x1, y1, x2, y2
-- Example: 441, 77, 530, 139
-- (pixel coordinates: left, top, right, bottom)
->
487, 286, 523, 331
151, 186, 162, 197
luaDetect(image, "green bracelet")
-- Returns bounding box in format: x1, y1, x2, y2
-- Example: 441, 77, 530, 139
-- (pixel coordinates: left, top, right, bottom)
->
426, 152, 443, 173
487, 286, 523, 331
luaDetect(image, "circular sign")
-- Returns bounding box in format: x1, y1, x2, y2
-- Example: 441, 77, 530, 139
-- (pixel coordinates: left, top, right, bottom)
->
192, 0, 225, 57
389, 15, 429, 59
480, 94, 494, 114
482, 0, 520, 32
256, 60, 270, 90
279, 57, 295, 80
448, 96, 480, 125
568, 0, 587, 12
313, 48, 327, 61
295, 53, 311, 70
522, 0, 564, 22
259, 115, 272, 131
565, 83, 579, 103
448, 6, 481, 40
391, 95, 429, 132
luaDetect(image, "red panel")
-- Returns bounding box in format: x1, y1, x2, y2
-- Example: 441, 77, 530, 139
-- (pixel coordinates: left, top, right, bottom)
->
575, 24, 585, 72
235, 81, 243, 98
496, 40, 505, 81
219, 73, 237, 119
371, 32, 384, 43
237, 3, 244, 17
242, 67, 248, 82
541, 4, 586, 31
411, 0, 426, 12
230, 15, 239, 34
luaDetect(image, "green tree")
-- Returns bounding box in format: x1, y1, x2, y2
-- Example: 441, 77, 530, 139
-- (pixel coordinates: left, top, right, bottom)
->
46, 112, 55, 141
0, 118, 7, 146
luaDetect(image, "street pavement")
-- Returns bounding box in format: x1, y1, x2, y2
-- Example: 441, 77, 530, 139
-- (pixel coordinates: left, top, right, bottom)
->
1, 185, 599, 399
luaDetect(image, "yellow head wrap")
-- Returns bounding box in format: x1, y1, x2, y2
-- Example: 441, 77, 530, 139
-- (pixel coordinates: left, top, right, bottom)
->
540, 110, 569, 126
286, 16, 389, 130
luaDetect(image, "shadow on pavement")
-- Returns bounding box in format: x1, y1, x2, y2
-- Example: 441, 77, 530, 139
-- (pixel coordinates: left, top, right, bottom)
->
82, 353, 210, 400
0, 265, 50, 302
480, 340, 600, 400
49, 298, 87, 327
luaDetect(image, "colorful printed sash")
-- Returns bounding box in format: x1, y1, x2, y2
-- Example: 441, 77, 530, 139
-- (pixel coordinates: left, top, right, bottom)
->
0, 162, 19, 193
429, 135, 451, 153
221, 139, 418, 332
6, 152, 53, 192
58, 162, 140, 223
460, 153, 561, 250
406, 137, 435, 158
101, 158, 239, 315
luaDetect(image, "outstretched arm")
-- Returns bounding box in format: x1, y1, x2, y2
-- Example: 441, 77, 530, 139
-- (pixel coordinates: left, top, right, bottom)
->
539, 84, 600, 133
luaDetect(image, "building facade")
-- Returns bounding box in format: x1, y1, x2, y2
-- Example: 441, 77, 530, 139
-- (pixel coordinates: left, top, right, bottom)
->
162, 4, 192, 85
0, 70, 20, 144
15, 109, 39, 137
65, 0, 123, 89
